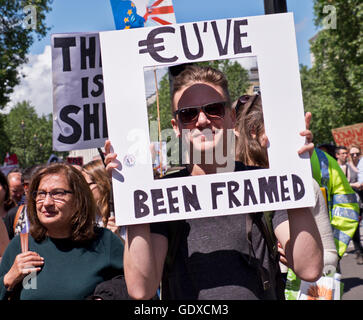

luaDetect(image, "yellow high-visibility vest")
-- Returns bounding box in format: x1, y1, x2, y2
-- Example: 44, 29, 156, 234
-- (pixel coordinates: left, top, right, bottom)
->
311, 148, 359, 257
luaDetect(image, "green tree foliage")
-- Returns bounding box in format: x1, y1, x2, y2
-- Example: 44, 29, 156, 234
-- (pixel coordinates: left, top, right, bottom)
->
0, 0, 53, 108
301, 0, 363, 144
197, 60, 250, 103
3, 101, 66, 168
0, 113, 11, 163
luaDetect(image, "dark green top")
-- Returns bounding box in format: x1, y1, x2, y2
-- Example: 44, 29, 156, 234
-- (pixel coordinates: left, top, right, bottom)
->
0, 228, 124, 300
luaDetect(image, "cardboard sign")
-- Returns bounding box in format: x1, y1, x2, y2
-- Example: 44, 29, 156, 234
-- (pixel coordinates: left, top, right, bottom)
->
99, 13, 315, 226
1, 153, 19, 176
331, 123, 363, 150
51, 33, 108, 151
3, 153, 18, 166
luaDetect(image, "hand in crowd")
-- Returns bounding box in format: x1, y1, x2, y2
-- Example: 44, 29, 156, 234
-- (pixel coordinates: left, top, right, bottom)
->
351, 182, 363, 191
106, 216, 120, 234
3, 251, 44, 290
277, 242, 288, 266
104, 140, 118, 178
298, 112, 314, 157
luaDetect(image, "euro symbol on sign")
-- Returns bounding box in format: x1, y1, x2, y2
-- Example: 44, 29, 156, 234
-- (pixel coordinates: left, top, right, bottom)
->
138, 26, 178, 63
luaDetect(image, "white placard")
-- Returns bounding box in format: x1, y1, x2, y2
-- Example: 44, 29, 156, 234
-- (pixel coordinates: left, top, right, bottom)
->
99, 13, 315, 226
51, 32, 108, 151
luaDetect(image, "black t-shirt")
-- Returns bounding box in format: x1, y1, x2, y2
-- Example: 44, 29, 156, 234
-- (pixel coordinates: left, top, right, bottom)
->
150, 162, 288, 300
2, 206, 18, 239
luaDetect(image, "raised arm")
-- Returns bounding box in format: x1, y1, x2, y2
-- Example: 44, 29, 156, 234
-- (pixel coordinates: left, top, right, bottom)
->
278, 111, 323, 280
104, 140, 168, 300
274, 207, 323, 282
124, 224, 168, 299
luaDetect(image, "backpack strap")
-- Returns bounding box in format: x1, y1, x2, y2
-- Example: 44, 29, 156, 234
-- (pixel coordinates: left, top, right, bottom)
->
252, 212, 287, 299
246, 213, 273, 291
246, 213, 254, 263
13, 205, 24, 232
160, 220, 184, 300
246, 212, 278, 261
164, 220, 183, 270
259, 211, 279, 262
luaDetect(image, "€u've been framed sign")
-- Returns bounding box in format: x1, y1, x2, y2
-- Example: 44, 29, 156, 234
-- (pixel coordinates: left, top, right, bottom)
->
99, 13, 315, 226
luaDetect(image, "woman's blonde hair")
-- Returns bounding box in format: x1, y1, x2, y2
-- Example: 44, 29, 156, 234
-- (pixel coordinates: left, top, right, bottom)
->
82, 159, 111, 227
27, 163, 97, 243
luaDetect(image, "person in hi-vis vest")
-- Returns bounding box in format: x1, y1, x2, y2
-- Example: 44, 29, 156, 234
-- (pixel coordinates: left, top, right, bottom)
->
311, 147, 359, 260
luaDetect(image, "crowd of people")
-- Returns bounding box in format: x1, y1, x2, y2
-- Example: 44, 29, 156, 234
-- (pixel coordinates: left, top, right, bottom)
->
0, 65, 362, 300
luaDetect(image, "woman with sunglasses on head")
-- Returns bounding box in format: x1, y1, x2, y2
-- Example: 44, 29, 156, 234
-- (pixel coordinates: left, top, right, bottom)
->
105, 65, 323, 300
234, 93, 339, 297
234, 93, 269, 168
0, 163, 124, 300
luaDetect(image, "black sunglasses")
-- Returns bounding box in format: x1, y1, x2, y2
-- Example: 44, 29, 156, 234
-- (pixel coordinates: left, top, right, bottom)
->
174, 101, 226, 124
350, 152, 360, 157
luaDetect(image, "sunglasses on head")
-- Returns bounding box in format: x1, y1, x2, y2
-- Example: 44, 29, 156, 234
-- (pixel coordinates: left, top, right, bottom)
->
174, 101, 226, 124
235, 95, 251, 114
235, 91, 260, 115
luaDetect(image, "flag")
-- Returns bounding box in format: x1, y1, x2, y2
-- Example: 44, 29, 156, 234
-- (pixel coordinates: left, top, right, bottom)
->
110, 0, 146, 30
110, 0, 176, 30
143, 0, 176, 27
